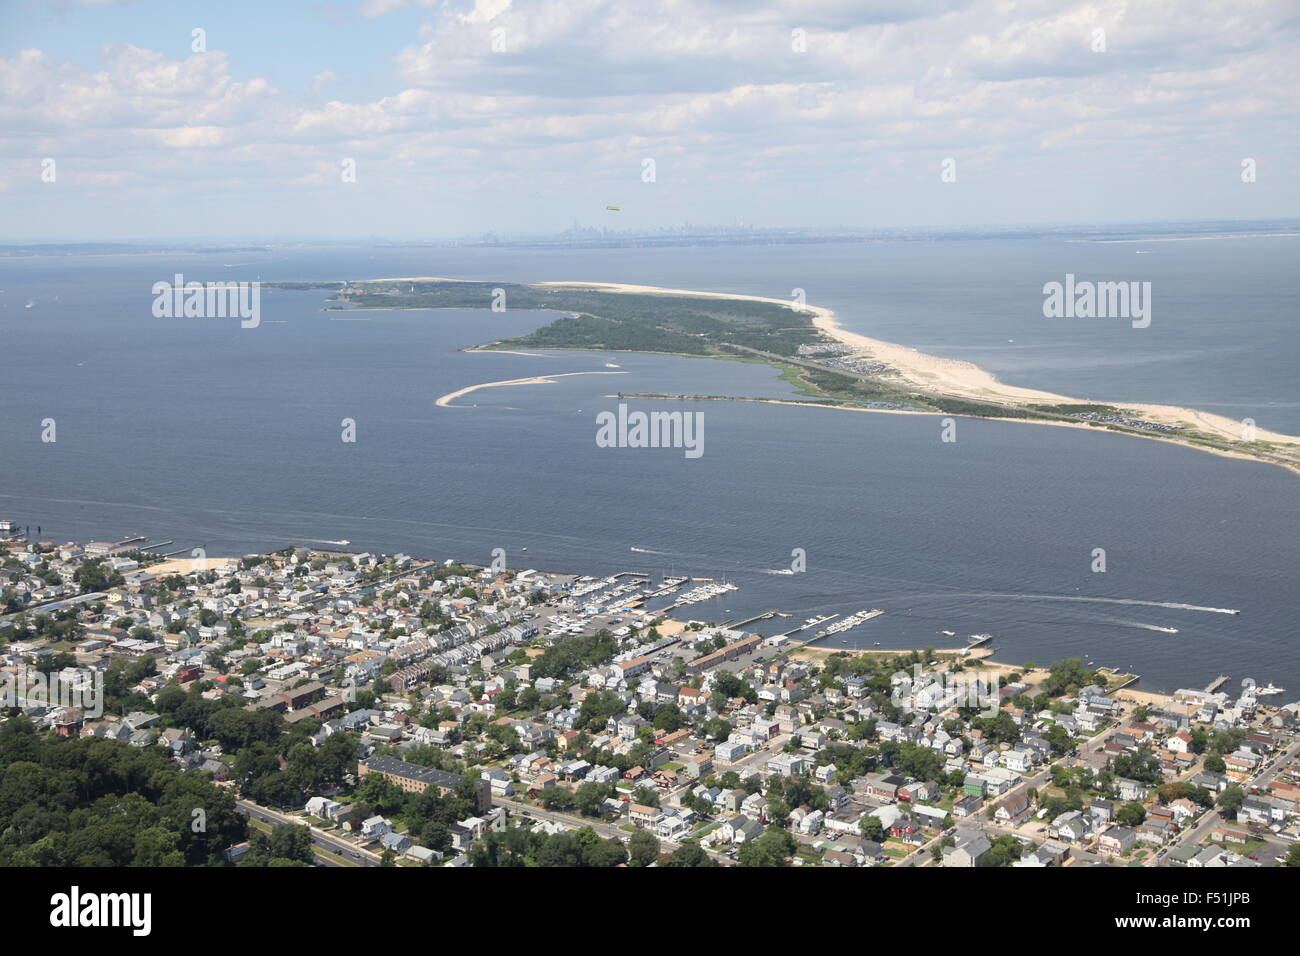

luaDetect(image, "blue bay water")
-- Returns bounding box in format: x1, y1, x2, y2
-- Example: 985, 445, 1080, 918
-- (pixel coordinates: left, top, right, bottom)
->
0, 239, 1297, 693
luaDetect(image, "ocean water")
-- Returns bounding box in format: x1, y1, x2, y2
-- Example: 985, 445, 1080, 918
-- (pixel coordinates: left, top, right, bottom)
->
0, 238, 1297, 693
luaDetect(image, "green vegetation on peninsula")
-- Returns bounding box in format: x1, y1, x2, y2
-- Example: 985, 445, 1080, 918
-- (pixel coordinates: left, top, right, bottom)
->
268, 277, 1300, 474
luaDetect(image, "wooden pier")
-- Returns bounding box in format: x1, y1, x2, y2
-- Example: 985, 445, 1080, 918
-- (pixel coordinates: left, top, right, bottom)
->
722, 609, 784, 630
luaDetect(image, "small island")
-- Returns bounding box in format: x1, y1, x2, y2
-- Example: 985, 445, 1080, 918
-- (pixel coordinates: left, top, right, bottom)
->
271, 277, 1300, 474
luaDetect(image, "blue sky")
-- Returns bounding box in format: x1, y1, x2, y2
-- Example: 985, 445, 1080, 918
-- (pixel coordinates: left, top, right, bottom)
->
2, 0, 1297, 240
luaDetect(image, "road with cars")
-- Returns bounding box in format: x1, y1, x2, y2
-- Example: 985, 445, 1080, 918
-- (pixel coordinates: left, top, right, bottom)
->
236, 798, 381, 867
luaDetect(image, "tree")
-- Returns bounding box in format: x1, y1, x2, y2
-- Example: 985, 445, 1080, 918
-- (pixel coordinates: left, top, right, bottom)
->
665, 840, 714, 867
574, 782, 612, 817
539, 786, 575, 812
859, 815, 885, 842
1116, 801, 1147, 827
1042, 659, 1098, 697
1286, 843, 1300, 868
1217, 785, 1245, 815
247, 823, 314, 866
737, 826, 796, 867
1203, 753, 1226, 774
628, 829, 660, 867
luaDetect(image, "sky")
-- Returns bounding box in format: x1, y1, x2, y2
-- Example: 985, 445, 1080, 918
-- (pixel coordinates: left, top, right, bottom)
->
1, 0, 1297, 240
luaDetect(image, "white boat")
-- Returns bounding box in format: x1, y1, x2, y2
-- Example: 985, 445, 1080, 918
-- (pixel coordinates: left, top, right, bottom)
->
1257, 683, 1285, 696
822, 608, 884, 636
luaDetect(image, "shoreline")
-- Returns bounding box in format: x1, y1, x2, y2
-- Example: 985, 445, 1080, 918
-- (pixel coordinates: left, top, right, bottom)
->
536, 279, 1300, 450
435, 370, 627, 407
610, 393, 1291, 471
345, 276, 1300, 474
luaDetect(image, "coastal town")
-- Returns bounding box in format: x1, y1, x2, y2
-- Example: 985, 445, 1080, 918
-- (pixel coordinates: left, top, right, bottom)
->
3, 522, 1299, 869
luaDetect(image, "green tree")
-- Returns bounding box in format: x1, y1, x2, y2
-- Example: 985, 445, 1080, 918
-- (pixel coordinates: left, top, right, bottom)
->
628, 829, 660, 867
1217, 785, 1245, 815
1116, 801, 1147, 827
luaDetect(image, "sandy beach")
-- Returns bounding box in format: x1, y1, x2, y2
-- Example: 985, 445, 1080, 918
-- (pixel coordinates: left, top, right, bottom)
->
145, 556, 236, 575
435, 370, 627, 407
535, 279, 1300, 452
365, 277, 1300, 463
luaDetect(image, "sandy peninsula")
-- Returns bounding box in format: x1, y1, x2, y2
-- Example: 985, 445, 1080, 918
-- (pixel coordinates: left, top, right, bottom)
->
436, 370, 627, 407
347, 276, 1299, 470
535, 279, 1300, 454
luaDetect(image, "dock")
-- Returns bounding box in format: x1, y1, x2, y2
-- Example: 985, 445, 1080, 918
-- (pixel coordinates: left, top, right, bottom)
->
1204, 675, 1230, 694
722, 609, 784, 630
1111, 672, 1141, 692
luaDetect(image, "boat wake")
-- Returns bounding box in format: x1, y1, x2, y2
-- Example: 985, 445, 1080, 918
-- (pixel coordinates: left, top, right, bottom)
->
879, 589, 1239, 616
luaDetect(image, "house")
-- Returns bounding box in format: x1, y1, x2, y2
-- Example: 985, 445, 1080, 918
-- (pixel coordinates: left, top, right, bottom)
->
628, 803, 662, 828
1169, 798, 1199, 825
942, 831, 991, 867
361, 816, 392, 841
305, 796, 344, 821
1097, 825, 1138, 856
1138, 818, 1175, 845
718, 815, 763, 844
381, 831, 413, 854
1002, 749, 1034, 773
900, 780, 938, 803
861, 772, 907, 802
766, 752, 809, 776
995, 790, 1030, 823
223, 842, 251, 864
798, 809, 825, 835
1166, 844, 1201, 867
407, 846, 440, 865
1115, 778, 1148, 802
714, 740, 748, 763
1049, 811, 1089, 843
1089, 797, 1115, 822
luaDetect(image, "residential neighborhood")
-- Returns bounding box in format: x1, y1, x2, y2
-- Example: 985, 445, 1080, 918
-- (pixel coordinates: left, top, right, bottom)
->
4, 530, 1300, 869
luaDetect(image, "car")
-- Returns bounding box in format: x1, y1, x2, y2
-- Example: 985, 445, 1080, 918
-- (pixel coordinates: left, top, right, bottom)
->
1248, 853, 1259, 860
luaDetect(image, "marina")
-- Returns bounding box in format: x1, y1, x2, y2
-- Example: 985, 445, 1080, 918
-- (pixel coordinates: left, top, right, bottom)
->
671, 580, 739, 608
813, 608, 884, 640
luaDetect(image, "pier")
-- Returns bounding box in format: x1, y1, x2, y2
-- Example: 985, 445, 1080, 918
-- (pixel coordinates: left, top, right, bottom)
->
155, 545, 201, 558
1204, 675, 1230, 694
722, 609, 784, 630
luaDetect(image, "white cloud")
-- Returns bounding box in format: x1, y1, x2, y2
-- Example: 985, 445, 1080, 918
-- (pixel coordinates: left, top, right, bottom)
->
1, 0, 1296, 236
